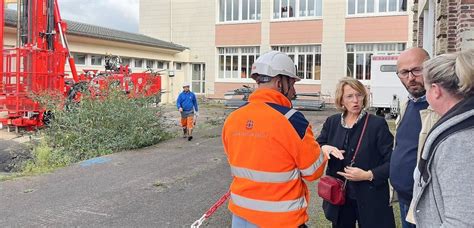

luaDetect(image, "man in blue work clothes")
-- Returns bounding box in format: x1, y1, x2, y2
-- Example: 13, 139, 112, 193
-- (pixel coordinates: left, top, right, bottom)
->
390, 48, 438, 227
177, 83, 199, 141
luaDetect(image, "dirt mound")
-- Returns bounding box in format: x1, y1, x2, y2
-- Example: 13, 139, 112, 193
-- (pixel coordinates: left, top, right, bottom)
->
0, 139, 31, 172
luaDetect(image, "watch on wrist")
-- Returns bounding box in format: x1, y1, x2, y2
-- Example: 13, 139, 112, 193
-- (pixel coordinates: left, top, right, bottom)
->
368, 170, 374, 181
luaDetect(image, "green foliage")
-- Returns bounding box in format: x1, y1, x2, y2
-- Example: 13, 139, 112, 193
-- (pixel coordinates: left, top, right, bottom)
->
24, 88, 171, 172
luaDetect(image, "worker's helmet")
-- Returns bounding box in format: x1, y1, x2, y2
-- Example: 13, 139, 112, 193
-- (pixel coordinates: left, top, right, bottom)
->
182, 82, 190, 88
250, 51, 300, 83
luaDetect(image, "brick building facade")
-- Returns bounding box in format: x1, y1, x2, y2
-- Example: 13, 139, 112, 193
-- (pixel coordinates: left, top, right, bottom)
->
412, 0, 474, 56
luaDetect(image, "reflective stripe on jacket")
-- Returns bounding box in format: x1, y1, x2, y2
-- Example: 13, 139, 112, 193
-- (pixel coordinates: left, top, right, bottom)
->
222, 88, 327, 227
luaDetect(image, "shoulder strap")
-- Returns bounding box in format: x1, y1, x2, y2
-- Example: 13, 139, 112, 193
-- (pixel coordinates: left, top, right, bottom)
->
351, 113, 370, 164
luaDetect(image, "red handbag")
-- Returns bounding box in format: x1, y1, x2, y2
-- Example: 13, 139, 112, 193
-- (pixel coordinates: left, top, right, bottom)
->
317, 114, 369, 206
317, 175, 347, 205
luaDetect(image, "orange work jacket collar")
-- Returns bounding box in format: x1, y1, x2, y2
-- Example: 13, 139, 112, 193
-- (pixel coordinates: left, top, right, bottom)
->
248, 88, 292, 108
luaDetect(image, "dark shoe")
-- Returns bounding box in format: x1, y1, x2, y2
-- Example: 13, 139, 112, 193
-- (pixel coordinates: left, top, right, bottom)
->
188, 136, 193, 141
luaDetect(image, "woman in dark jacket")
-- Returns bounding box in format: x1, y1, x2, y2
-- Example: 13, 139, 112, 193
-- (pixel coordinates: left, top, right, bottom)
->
317, 77, 395, 228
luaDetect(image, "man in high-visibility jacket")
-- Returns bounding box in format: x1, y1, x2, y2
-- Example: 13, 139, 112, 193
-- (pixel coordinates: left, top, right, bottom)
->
222, 51, 328, 227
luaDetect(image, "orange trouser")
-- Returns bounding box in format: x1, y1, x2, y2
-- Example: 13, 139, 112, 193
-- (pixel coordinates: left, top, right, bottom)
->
181, 116, 194, 129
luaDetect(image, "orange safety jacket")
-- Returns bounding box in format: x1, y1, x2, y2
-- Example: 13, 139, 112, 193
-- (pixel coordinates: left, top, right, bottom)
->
222, 88, 327, 227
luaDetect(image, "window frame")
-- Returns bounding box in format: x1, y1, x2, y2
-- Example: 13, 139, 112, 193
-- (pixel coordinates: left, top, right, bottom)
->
72, 52, 86, 66
272, 0, 323, 21
191, 63, 206, 94
272, 44, 322, 83
157, 61, 169, 69
175, 62, 183, 71
146, 59, 155, 69
346, 42, 406, 81
90, 54, 103, 66
218, 0, 262, 24
346, 0, 407, 17
134, 59, 144, 68
121, 57, 131, 67
217, 46, 260, 82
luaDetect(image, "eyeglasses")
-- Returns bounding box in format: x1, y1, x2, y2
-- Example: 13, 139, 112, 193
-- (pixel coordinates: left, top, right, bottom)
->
343, 93, 364, 101
396, 67, 423, 78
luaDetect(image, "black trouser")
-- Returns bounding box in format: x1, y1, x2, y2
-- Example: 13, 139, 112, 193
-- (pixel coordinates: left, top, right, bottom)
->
332, 198, 361, 228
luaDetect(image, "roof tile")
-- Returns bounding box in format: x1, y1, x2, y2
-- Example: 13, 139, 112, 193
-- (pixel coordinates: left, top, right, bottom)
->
4, 9, 187, 51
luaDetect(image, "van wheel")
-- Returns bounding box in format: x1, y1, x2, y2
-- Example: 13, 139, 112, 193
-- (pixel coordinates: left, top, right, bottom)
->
375, 109, 384, 117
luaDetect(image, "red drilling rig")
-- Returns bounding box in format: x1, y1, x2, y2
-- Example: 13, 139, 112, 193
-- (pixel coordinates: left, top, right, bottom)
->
0, 0, 162, 131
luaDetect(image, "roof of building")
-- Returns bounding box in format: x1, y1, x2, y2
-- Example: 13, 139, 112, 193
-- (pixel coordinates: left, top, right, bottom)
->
4, 9, 187, 51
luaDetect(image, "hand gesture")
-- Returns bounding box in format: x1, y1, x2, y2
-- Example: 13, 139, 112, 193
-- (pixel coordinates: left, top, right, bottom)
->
178, 108, 183, 112
337, 167, 373, 182
321, 145, 345, 160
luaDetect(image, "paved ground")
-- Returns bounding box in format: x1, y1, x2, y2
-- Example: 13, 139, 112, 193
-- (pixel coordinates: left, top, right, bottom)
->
0, 106, 337, 227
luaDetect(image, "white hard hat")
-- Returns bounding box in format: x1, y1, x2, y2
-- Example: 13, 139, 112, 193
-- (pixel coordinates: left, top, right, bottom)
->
182, 82, 190, 87
250, 51, 300, 81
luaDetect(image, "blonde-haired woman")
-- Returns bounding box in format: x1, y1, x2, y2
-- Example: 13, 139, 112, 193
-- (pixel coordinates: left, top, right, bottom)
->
411, 49, 474, 227
317, 77, 395, 228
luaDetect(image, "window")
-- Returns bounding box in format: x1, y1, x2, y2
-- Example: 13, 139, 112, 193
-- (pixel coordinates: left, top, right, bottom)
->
146, 59, 155, 68
219, 0, 261, 22
346, 43, 405, 80
157, 61, 169, 69
175, 62, 182, 70
134, 59, 143, 68
192, 64, 206, 94
218, 47, 260, 79
72, 53, 86, 65
422, 2, 435, 57
272, 45, 322, 80
347, 0, 406, 15
90, 55, 103, 66
274, 0, 322, 19
121, 57, 131, 66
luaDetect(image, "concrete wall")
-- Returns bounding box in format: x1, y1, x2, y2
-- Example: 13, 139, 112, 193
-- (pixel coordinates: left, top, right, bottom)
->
140, 0, 217, 99
320, 0, 346, 99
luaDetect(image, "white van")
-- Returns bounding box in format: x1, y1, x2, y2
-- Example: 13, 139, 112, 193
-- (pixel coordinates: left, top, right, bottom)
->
369, 55, 408, 118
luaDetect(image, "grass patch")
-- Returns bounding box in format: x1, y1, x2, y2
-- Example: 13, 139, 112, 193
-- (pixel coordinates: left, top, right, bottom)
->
0, 173, 23, 182
21, 138, 63, 175
311, 201, 401, 227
